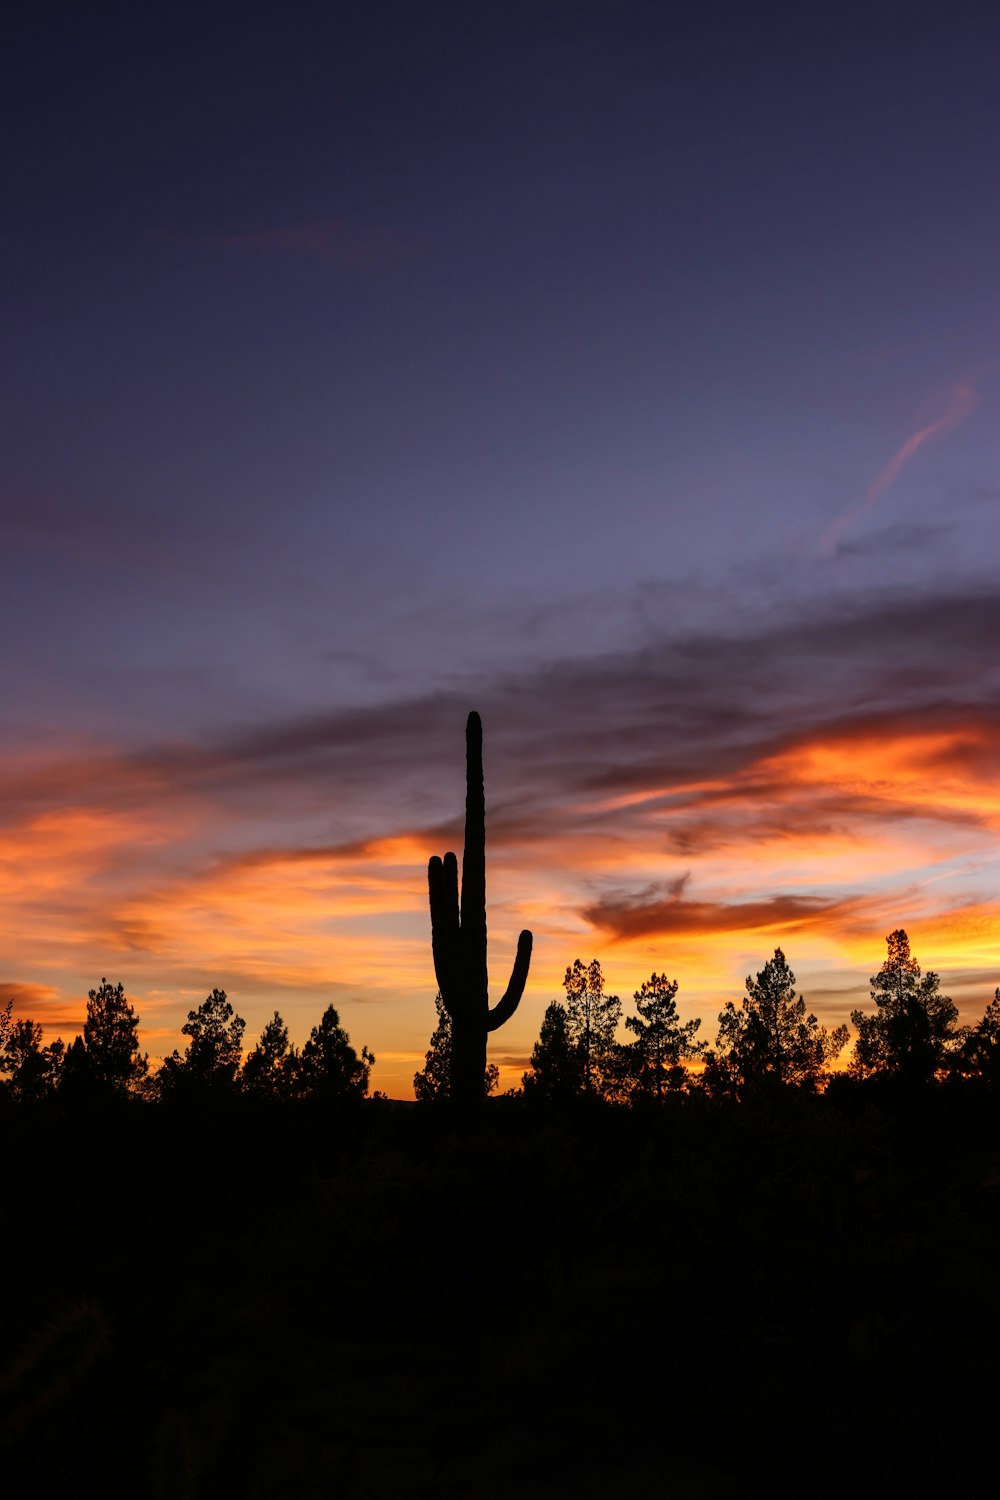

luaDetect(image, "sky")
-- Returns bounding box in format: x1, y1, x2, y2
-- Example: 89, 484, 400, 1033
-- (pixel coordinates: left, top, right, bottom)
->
2, 0, 998, 1095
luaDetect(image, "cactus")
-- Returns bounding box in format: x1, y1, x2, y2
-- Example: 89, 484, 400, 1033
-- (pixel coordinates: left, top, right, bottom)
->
428, 711, 532, 1107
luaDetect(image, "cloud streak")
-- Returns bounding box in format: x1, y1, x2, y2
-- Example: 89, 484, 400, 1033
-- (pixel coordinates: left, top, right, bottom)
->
584, 888, 861, 941
1, 582, 998, 1093
821, 379, 979, 553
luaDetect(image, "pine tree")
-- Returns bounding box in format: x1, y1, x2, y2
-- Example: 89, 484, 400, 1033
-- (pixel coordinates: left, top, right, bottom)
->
625, 972, 704, 1100
296, 1005, 373, 1101
0, 1016, 64, 1101
159, 988, 246, 1096
242, 1011, 295, 1100
707, 948, 848, 1096
562, 959, 621, 1097
953, 988, 1000, 1086
849, 929, 958, 1084
82, 978, 148, 1095
522, 1000, 581, 1101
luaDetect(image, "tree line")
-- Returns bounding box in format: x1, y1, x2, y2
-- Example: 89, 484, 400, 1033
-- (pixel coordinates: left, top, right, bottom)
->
0, 984, 373, 1105
417, 928, 1000, 1103
3, 927, 999, 1107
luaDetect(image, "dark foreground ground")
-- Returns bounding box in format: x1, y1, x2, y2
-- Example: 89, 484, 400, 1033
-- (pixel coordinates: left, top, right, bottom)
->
3, 1086, 999, 1497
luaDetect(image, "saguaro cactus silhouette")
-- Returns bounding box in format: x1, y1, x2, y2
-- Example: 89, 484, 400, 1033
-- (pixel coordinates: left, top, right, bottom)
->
428, 711, 532, 1107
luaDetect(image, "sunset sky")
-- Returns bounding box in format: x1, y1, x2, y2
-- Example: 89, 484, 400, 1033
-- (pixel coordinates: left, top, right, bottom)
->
2, 1, 998, 1096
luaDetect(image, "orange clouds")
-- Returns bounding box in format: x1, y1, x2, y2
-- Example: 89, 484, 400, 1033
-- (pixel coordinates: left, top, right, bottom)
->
2, 587, 999, 1095
0, 980, 77, 1034
758, 722, 1000, 827
584, 891, 859, 941
550, 718, 998, 923
554, 711, 999, 1049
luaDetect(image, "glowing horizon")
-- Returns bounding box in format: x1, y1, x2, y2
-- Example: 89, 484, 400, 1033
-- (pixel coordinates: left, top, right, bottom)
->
3, 628, 997, 1099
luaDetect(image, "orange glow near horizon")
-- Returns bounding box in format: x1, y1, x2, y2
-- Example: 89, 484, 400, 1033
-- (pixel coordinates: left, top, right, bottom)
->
1, 714, 998, 1097
761, 725, 1000, 821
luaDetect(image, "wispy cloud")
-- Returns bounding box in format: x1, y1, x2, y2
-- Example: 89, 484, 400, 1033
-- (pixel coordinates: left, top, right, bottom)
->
2, 583, 998, 1092
2, 980, 62, 1018
821, 379, 979, 554
6, 585, 997, 832
584, 887, 860, 941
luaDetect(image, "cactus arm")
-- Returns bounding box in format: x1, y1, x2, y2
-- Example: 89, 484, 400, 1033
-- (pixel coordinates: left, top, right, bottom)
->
486, 929, 534, 1032
429, 851, 461, 1014
426, 711, 533, 1103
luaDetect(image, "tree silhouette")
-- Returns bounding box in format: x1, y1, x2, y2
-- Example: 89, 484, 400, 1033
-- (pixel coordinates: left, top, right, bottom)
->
159, 988, 246, 1096
82, 978, 148, 1094
849, 930, 958, 1085
522, 1000, 581, 1101
952, 988, 1000, 1086
562, 958, 620, 1097
0, 1016, 64, 1102
242, 1011, 295, 1100
706, 948, 848, 1096
414, 992, 498, 1101
625, 972, 704, 1100
58, 1034, 96, 1098
296, 1005, 373, 1101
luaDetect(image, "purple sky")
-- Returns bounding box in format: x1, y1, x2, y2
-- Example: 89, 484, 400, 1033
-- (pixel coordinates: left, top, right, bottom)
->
2, 2, 999, 1094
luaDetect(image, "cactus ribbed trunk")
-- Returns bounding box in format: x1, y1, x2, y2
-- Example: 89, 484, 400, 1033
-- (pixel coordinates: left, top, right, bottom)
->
428, 712, 532, 1110
454, 710, 488, 1107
